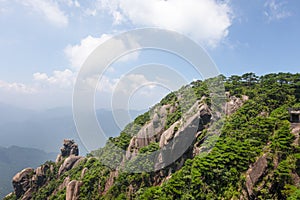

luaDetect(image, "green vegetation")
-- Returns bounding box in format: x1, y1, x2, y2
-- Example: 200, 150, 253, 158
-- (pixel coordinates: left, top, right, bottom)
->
11, 72, 300, 200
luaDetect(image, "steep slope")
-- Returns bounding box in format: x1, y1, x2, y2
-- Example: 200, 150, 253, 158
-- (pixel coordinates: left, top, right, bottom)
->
0, 146, 56, 199
5, 72, 300, 200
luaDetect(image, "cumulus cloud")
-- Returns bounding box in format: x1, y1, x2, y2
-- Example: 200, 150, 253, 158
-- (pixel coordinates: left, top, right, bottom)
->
264, 0, 291, 22
0, 80, 36, 94
22, 0, 68, 27
98, 0, 233, 47
64, 34, 139, 70
64, 34, 112, 69
33, 69, 75, 89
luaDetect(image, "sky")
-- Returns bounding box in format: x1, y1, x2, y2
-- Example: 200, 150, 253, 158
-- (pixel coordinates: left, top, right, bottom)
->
0, 0, 299, 110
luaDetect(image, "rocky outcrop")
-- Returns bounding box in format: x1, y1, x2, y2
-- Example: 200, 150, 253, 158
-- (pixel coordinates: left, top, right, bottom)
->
12, 168, 34, 199
58, 155, 84, 175
245, 154, 268, 198
11, 162, 55, 200
155, 101, 212, 170
126, 104, 175, 160
10, 139, 82, 200
56, 139, 79, 163
66, 180, 83, 200
225, 95, 248, 115
103, 170, 119, 195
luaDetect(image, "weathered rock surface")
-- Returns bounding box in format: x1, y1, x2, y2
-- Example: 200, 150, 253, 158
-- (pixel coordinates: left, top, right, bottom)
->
155, 101, 212, 170
66, 180, 83, 200
12, 168, 34, 198
126, 104, 175, 160
225, 95, 248, 115
58, 155, 83, 175
10, 139, 82, 199
245, 154, 268, 198
56, 139, 79, 163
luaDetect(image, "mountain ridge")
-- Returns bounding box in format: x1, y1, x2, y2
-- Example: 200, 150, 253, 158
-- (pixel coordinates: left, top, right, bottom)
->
4, 72, 300, 199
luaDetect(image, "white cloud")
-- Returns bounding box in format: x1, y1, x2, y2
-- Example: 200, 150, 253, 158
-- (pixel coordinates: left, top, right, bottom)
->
98, 0, 232, 47
0, 69, 75, 94
0, 80, 36, 94
264, 0, 291, 22
61, 0, 80, 7
97, 75, 119, 92
33, 69, 76, 89
22, 0, 68, 27
114, 74, 151, 95
64, 34, 112, 69
64, 34, 139, 70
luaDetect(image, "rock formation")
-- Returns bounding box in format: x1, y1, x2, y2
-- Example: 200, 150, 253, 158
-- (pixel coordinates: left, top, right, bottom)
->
225, 95, 248, 115
8, 140, 82, 200
66, 180, 83, 200
56, 139, 79, 163
245, 154, 268, 198
12, 168, 34, 199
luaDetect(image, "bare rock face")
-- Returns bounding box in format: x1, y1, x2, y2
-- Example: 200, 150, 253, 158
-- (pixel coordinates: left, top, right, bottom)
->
56, 139, 79, 163
58, 155, 83, 175
245, 154, 268, 198
126, 104, 174, 160
225, 95, 248, 115
81, 168, 88, 179
156, 101, 212, 170
32, 164, 50, 187
66, 180, 83, 200
12, 168, 34, 198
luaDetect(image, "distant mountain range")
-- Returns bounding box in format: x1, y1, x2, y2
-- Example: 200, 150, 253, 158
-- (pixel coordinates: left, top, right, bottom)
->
0, 146, 57, 199
0, 104, 144, 198
0, 103, 144, 154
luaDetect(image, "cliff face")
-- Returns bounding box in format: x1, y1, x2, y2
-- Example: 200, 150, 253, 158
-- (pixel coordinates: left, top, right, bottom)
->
5, 73, 300, 200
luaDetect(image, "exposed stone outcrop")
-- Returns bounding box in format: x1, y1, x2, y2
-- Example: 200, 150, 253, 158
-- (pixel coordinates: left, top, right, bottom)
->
12, 168, 34, 199
103, 170, 119, 195
11, 161, 56, 200
155, 101, 212, 170
10, 139, 82, 200
66, 180, 83, 200
81, 168, 88, 179
58, 155, 84, 175
126, 104, 175, 160
56, 139, 79, 163
225, 95, 248, 115
245, 154, 268, 198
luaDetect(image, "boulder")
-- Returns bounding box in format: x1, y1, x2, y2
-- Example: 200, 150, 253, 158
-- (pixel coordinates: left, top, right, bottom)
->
12, 168, 34, 198
59, 155, 83, 175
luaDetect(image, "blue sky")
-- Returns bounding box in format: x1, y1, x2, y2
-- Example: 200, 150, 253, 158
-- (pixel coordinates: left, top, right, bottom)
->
0, 0, 299, 110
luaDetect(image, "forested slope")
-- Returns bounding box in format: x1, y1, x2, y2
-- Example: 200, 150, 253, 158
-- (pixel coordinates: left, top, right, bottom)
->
5, 72, 300, 200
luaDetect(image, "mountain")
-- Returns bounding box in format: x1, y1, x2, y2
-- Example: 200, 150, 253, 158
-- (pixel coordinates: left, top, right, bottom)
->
0, 103, 34, 126
0, 146, 56, 199
4, 73, 300, 200
0, 107, 144, 154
